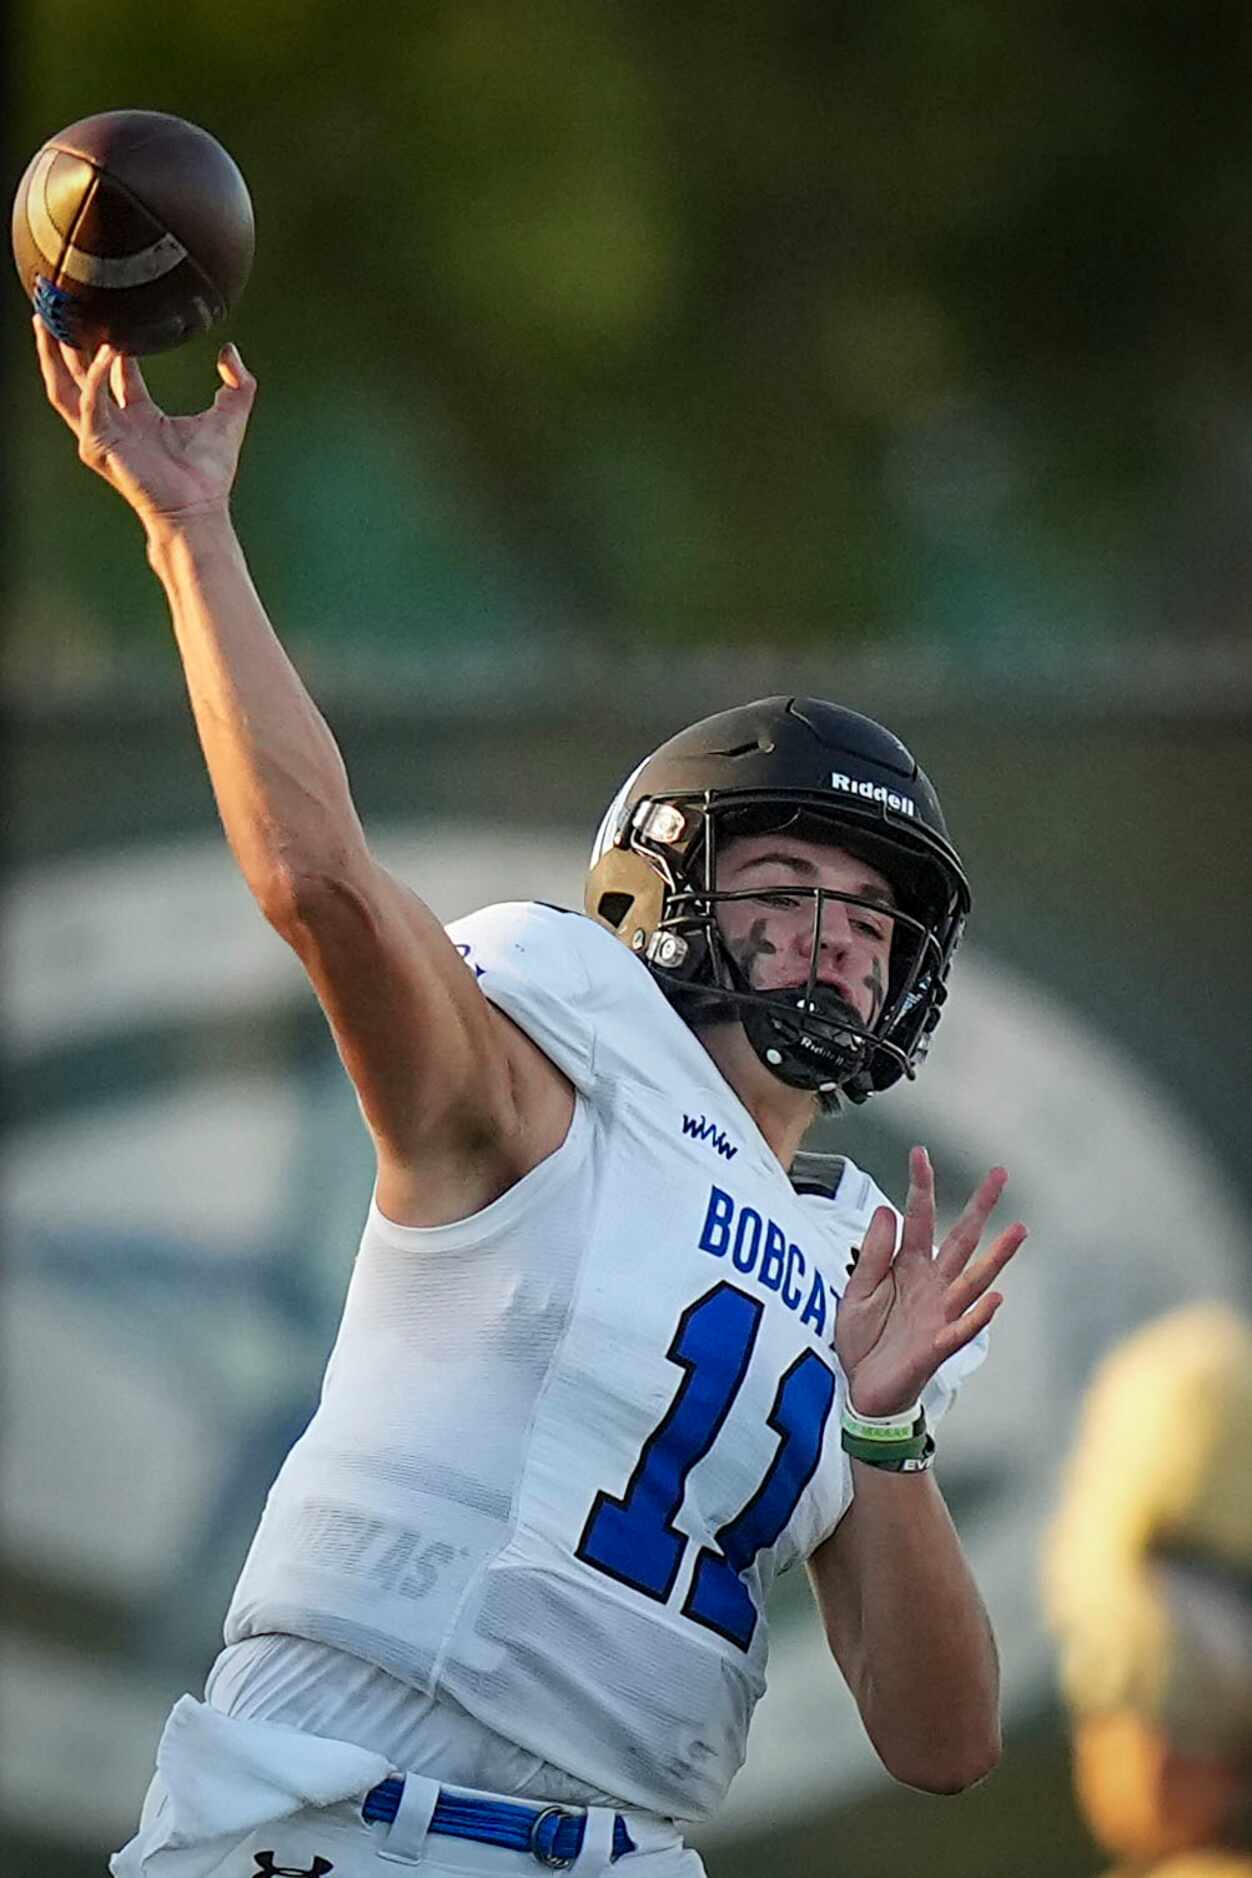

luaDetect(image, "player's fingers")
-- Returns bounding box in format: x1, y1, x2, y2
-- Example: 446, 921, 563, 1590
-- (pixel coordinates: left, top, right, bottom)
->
210, 346, 257, 447
214, 342, 256, 402
842, 1204, 897, 1297
217, 341, 250, 384
944, 1222, 1027, 1317
110, 349, 156, 412
33, 315, 82, 425
931, 1288, 1003, 1363
934, 1165, 1008, 1278
56, 335, 91, 389
899, 1144, 935, 1259
77, 344, 118, 461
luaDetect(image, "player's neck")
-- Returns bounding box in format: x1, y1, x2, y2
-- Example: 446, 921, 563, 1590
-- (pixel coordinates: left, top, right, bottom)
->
696, 1022, 820, 1170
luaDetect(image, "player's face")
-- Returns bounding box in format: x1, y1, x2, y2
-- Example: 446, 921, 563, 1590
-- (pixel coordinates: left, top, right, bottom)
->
714, 834, 896, 1028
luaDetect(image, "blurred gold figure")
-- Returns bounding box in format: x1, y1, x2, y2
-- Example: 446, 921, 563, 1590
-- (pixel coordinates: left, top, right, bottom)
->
1045, 1305, 1252, 1877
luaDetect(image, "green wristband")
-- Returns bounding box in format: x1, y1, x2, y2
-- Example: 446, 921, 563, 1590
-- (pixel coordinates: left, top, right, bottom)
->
844, 1433, 936, 1473
840, 1405, 929, 1466
841, 1407, 922, 1443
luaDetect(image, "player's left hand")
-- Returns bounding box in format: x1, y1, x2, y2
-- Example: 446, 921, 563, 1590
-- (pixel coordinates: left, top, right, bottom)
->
834, 1147, 1026, 1419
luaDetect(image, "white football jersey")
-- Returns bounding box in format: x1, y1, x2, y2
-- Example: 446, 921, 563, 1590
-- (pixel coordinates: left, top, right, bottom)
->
224, 902, 983, 1821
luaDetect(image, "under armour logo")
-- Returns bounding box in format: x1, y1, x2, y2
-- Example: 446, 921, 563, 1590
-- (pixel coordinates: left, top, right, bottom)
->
253, 1856, 334, 1877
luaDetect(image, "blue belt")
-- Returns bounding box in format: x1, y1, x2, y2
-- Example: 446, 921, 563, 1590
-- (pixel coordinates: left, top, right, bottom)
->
361, 1777, 637, 1868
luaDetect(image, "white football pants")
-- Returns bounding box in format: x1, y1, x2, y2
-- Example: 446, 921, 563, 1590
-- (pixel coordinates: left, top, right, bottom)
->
109, 1698, 705, 1878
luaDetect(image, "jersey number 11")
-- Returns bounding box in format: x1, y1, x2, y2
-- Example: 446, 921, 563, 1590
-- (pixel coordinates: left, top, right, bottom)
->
575, 1280, 836, 1651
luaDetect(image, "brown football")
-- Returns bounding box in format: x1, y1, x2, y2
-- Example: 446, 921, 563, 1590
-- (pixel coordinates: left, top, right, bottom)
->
12, 109, 254, 357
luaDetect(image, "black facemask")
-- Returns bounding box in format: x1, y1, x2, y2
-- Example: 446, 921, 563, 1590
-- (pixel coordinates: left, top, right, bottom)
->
739, 981, 873, 1095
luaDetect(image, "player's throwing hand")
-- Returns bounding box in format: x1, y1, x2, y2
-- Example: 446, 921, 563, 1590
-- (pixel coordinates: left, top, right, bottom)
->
33, 317, 255, 525
835, 1146, 1027, 1419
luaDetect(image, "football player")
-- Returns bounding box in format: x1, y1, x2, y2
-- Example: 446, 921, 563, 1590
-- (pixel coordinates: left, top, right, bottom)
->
36, 325, 1026, 1878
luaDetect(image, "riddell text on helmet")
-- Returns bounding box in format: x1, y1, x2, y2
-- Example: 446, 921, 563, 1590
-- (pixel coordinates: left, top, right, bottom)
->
829, 773, 916, 816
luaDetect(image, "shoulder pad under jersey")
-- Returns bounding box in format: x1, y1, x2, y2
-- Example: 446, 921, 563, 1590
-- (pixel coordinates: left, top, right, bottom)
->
444, 900, 687, 1097
788, 1151, 848, 1202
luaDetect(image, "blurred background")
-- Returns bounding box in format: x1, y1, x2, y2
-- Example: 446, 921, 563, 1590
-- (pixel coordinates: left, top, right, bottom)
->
5, 4, 1252, 1874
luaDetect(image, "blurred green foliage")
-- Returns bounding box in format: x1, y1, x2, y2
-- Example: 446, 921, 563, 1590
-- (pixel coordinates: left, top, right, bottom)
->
11, 0, 1252, 666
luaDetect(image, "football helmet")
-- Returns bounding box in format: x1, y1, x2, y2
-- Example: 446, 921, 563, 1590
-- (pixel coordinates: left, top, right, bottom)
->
585, 696, 970, 1104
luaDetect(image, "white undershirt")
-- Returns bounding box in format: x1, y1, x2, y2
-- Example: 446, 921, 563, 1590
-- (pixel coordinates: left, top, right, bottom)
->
205, 1634, 625, 1809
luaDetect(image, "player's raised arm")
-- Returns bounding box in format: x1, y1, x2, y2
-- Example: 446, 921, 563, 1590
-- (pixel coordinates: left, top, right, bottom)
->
34, 326, 572, 1223
808, 1150, 1025, 1791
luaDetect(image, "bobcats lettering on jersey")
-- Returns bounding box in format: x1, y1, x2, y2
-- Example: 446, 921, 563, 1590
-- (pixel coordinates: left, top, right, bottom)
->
696, 1183, 838, 1336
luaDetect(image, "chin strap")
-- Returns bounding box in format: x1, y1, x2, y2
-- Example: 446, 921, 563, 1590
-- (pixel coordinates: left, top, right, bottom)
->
739, 983, 873, 1094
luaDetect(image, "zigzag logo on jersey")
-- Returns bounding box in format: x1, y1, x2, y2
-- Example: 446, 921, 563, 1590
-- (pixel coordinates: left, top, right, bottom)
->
252, 1856, 334, 1877
682, 1114, 738, 1160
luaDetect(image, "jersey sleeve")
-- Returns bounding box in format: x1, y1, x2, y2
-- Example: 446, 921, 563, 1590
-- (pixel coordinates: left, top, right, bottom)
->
827, 1161, 990, 1430
443, 901, 601, 1095
445, 900, 687, 1105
